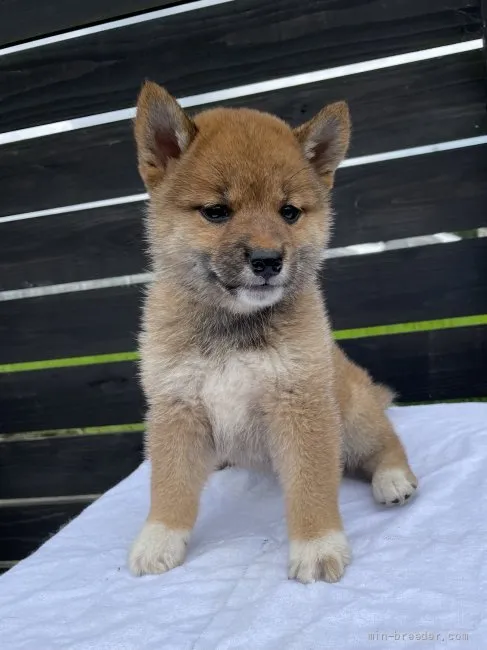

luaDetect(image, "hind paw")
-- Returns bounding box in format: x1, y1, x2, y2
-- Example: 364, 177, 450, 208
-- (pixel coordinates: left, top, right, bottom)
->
372, 468, 417, 506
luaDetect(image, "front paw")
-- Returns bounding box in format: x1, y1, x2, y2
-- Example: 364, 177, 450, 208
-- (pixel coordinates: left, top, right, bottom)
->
128, 521, 189, 576
289, 531, 351, 583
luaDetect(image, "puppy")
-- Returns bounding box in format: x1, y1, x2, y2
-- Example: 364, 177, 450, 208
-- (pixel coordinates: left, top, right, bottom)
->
129, 82, 417, 583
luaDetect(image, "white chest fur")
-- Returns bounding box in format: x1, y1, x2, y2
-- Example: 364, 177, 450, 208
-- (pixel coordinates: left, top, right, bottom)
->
154, 347, 289, 466
201, 350, 290, 466
201, 357, 259, 436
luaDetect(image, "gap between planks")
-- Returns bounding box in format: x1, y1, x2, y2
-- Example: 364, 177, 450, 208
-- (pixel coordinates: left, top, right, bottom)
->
0, 495, 99, 508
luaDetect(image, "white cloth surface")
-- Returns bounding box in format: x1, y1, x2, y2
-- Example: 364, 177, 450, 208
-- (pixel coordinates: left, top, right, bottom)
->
0, 403, 486, 650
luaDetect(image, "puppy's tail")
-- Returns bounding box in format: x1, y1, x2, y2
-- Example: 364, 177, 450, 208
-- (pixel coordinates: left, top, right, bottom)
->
373, 382, 396, 409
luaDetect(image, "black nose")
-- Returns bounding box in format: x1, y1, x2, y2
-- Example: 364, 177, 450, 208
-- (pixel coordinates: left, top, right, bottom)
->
248, 249, 283, 280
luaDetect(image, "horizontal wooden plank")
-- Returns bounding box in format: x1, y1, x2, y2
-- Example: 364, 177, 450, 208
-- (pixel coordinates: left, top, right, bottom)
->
0, 203, 148, 291
0, 0, 481, 133
0, 1, 191, 47
0, 432, 143, 499
1, 325, 485, 434
341, 325, 487, 403
323, 239, 487, 329
1, 238, 486, 364
0, 501, 89, 561
0, 286, 142, 363
2, 145, 487, 291
1, 50, 486, 217
0, 362, 144, 434
332, 144, 487, 246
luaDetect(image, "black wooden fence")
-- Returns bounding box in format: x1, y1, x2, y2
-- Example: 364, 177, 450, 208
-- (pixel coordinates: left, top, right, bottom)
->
0, 0, 486, 574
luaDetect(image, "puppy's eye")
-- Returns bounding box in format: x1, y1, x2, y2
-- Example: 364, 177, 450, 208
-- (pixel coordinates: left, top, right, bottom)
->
280, 204, 301, 224
200, 204, 232, 223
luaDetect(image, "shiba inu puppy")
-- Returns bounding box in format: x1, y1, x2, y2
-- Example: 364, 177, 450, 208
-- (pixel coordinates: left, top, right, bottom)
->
129, 82, 417, 583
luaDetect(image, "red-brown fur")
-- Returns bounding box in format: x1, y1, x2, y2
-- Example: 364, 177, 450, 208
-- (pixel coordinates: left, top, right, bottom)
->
128, 82, 417, 583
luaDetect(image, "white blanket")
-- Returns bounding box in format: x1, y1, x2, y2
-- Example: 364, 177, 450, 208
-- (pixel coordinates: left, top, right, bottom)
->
1, 404, 486, 649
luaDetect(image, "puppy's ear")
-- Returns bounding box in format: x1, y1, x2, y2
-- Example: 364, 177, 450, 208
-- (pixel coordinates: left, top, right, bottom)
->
134, 81, 197, 191
294, 101, 350, 188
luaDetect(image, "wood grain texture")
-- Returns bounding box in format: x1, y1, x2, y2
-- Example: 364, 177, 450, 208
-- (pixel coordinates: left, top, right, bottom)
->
1, 144, 487, 291
0, 432, 143, 499
481, 0, 487, 68
1, 238, 486, 364
1, 326, 486, 434
332, 144, 487, 247
0, 362, 143, 434
322, 238, 487, 330
0, 501, 90, 561
341, 325, 487, 403
0, 203, 148, 291
0, 0, 481, 132
1, 50, 486, 217
0, 1, 191, 47
1, 285, 143, 363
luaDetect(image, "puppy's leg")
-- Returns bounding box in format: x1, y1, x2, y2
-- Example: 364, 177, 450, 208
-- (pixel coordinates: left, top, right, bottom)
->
336, 347, 418, 506
266, 379, 350, 584
354, 406, 418, 507
129, 400, 213, 576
